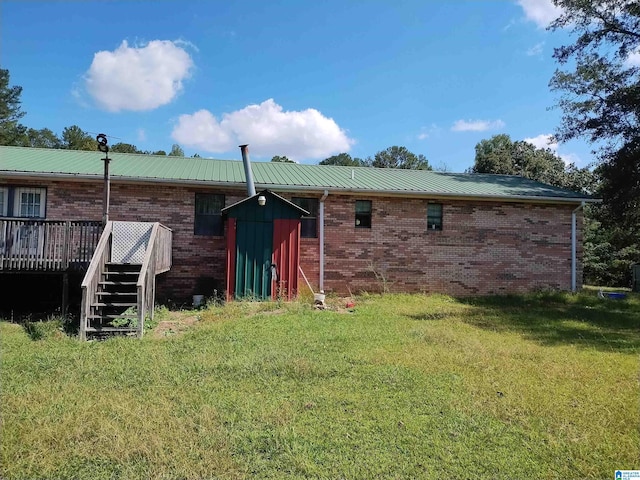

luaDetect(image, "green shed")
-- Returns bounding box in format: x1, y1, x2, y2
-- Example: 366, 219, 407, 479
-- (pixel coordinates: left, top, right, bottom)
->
223, 190, 308, 301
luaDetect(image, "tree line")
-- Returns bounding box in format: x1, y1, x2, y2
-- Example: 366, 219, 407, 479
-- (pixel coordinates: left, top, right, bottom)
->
271, 147, 433, 170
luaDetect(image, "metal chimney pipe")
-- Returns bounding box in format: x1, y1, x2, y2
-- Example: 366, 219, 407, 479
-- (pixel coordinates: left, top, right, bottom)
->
239, 144, 256, 197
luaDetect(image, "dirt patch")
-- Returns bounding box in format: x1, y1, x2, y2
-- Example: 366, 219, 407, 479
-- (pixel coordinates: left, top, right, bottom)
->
319, 296, 358, 314
152, 311, 199, 339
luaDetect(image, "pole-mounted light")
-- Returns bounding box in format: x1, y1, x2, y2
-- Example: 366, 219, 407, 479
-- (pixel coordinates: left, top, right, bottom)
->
96, 134, 110, 226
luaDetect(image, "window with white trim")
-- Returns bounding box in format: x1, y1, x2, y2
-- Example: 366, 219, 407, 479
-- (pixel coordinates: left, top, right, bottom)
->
14, 187, 46, 218
1, 186, 46, 218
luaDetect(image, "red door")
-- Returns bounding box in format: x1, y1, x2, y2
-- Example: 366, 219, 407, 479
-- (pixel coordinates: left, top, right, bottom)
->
272, 219, 301, 301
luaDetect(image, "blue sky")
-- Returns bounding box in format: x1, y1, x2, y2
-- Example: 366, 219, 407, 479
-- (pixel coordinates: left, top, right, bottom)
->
2, 0, 592, 170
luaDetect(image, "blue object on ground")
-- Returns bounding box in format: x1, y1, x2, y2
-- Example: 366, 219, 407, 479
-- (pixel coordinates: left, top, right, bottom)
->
605, 292, 627, 299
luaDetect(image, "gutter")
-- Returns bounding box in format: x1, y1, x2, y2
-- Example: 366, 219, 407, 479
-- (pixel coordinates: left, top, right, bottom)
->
571, 202, 586, 292
0, 171, 599, 205
319, 189, 329, 292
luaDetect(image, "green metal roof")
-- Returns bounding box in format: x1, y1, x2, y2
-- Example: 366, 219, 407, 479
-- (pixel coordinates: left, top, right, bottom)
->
0, 146, 595, 203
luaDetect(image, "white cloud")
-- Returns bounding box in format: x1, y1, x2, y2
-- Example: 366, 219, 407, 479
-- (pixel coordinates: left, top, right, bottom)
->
172, 109, 235, 152
451, 119, 506, 132
558, 152, 583, 166
171, 99, 354, 160
524, 133, 558, 151
85, 40, 194, 112
526, 41, 545, 57
417, 124, 441, 140
517, 0, 563, 28
137, 128, 147, 142
524, 133, 585, 166
624, 50, 640, 67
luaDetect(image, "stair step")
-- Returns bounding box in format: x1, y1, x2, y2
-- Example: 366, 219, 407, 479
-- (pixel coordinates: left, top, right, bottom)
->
87, 314, 138, 320
92, 302, 137, 307
85, 327, 139, 333
96, 292, 137, 297
99, 281, 137, 286
106, 262, 142, 266
103, 271, 139, 276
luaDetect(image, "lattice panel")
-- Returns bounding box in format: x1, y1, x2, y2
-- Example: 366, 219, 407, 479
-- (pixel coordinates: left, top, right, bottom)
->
111, 221, 153, 263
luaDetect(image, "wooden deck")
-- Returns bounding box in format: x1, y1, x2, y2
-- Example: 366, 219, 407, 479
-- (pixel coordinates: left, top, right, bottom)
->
0, 219, 102, 272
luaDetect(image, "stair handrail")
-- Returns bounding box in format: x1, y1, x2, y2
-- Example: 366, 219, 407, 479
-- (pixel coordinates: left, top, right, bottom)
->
136, 223, 159, 338
135, 223, 173, 337
80, 221, 113, 340
155, 223, 173, 273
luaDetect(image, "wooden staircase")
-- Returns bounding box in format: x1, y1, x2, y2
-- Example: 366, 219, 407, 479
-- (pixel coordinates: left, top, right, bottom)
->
80, 221, 172, 340
86, 263, 141, 334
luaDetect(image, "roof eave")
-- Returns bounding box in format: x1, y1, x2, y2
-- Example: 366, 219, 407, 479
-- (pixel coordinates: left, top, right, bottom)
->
0, 171, 599, 204
256, 184, 600, 204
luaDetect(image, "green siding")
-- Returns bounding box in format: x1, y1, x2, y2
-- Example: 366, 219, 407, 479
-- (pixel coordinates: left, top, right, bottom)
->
0, 146, 595, 201
235, 220, 273, 300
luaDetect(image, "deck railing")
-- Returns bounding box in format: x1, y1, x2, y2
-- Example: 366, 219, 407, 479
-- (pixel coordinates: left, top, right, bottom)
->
0, 219, 102, 271
136, 223, 173, 337
79, 221, 113, 340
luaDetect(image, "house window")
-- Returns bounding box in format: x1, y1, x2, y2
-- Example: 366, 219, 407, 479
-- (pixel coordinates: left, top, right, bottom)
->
13, 187, 46, 218
292, 197, 318, 238
427, 203, 443, 231
0, 187, 7, 216
194, 193, 225, 236
355, 200, 372, 228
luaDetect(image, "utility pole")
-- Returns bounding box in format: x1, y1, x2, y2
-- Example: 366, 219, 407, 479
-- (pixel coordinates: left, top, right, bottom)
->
97, 134, 110, 226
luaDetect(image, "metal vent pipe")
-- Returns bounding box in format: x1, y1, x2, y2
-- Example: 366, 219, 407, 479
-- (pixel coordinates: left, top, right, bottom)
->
239, 144, 256, 197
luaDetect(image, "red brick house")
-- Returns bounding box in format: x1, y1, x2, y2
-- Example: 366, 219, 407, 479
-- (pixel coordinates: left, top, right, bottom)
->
1, 146, 595, 307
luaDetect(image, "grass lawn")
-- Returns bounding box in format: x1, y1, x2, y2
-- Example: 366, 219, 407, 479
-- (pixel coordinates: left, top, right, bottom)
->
1, 291, 639, 479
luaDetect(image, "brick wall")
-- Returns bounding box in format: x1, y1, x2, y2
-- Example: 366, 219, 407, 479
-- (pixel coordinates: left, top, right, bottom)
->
1, 178, 583, 299
320, 194, 582, 295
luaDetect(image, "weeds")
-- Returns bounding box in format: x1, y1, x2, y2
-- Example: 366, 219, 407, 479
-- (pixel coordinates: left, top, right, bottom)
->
367, 262, 392, 294
22, 315, 69, 341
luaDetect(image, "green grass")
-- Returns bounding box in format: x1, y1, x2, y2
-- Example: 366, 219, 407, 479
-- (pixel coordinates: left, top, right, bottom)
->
2, 292, 639, 479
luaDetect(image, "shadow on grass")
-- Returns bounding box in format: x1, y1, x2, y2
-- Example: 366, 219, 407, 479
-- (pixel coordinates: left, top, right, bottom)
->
456, 293, 640, 353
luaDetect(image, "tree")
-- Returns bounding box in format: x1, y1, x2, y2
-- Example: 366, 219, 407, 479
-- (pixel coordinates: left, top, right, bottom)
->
597, 138, 640, 236
0, 68, 27, 146
271, 155, 294, 163
549, 0, 640, 225
472, 134, 519, 175
62, 125, 97, 151
371, 146, 432, 170
111, 142, 142, 154
320, 153, 368, 166
169, 144, 184, 157
22, 128, 62, 149
149, 150, 167, 156
470, 134, 594, 193
548, 0, 640, 286
583, 202, 640, 287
